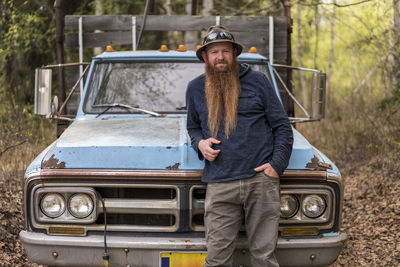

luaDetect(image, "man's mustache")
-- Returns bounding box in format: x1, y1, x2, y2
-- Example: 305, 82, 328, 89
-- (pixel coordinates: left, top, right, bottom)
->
214, 60, 227, 65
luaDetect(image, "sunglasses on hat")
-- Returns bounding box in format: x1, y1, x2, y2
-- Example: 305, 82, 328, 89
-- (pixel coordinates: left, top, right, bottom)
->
203, 31, 235, 45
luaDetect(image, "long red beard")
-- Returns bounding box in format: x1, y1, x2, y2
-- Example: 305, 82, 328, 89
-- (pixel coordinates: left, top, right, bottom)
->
205, 57, 240, 138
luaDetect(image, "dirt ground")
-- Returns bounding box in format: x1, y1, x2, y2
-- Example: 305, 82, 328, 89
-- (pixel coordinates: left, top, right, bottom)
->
1, 153, 399, 266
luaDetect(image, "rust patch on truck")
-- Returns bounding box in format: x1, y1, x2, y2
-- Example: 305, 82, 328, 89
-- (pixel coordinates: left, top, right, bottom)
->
306, 156, 332, 171
42, 154, 66, 169
166, 163, 180, 170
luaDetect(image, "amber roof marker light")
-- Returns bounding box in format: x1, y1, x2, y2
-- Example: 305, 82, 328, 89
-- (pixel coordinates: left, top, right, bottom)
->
248, 47, 258, 53
159, 45, 169, 52
177, 45, 187, 52
105, 45, 115, 52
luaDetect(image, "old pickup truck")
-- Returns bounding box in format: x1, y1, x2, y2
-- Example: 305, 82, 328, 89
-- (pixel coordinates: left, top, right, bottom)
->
20, 45, 347, 266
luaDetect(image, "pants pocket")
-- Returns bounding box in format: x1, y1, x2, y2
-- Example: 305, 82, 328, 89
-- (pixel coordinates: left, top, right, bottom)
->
262, 170, 280, 181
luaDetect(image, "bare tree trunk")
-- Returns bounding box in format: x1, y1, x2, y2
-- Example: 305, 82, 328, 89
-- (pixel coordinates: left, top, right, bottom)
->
166, 0, 177, 48
201, 0, 213, 42
351, 48, 361, 85
203, 0, 213, 16
313, 4, 319, 69
94, 0, 103, 55
393, 0, 400, 95
185, 0, 198, 49
327, 1, 336, 105
54, 0, 65, 113
296, 2, 308, 109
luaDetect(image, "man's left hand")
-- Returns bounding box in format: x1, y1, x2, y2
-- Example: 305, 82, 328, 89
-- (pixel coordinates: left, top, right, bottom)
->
254, 163, 279, 178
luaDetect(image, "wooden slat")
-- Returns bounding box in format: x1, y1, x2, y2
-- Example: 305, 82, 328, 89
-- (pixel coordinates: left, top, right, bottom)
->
234, 31, 287, 60
65, 15, 287, 32
222, 16, 287, 32
141, 15, 215, 31
65, 15, 134, 31
66, 30, 288, 51
65, 15, 212, 31
66, 31, 133, 49
66, 31, 287, 52
65, 15, 288, 54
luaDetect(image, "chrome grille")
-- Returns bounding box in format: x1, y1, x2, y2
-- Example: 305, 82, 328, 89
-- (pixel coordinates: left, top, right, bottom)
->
31, 181, 337, 235
31, 183, 180, 234
95, 186, 178, 230
190, 185, 206, 231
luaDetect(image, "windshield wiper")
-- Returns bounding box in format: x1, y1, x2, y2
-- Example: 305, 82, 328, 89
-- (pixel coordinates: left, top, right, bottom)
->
93, 103, 161, 117
176, 105, 187, 111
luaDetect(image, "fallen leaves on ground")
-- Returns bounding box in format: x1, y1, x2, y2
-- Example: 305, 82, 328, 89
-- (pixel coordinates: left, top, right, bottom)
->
332, 157, 400, 266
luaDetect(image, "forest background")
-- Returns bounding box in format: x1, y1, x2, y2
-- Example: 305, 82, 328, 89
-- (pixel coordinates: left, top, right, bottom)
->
0, 0, 399, 266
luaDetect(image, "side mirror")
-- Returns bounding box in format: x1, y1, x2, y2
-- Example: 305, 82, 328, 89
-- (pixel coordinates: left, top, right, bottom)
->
311, 72, 326, 120
34, 68, 52, 115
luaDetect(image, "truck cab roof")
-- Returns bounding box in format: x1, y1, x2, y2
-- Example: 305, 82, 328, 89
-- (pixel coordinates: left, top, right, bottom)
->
95, 50, 269, 62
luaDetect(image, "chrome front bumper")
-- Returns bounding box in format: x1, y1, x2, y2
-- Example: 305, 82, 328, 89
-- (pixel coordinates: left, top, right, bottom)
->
20, 231, 347, 267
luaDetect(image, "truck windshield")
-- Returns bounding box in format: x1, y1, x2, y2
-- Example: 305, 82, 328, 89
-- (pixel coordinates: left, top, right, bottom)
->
84, 61, 270, 114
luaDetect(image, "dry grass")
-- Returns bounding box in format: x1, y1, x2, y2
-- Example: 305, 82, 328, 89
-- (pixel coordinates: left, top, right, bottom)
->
297, 95, 400, 167
0, 107, 55, 266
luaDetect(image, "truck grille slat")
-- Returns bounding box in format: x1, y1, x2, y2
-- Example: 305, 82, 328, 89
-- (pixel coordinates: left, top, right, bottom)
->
96, 214, 176, 227
103, 199, 179, 215
94, 185, 179, 232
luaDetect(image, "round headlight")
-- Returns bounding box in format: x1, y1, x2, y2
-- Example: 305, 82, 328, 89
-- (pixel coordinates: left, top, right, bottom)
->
301, 194, 326, 218
280, 194, 299, 218
40, 193, 66, 218
68, 194, 94, 218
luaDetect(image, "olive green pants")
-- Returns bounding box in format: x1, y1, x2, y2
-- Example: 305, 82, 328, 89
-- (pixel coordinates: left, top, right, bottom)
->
204, 172, 280, 267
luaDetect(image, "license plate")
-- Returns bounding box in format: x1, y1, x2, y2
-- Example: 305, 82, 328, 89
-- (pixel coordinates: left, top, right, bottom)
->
160, 252, 206, 267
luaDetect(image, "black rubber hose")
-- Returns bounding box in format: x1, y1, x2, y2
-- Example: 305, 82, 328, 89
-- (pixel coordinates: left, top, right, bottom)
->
98, 195, 109, 266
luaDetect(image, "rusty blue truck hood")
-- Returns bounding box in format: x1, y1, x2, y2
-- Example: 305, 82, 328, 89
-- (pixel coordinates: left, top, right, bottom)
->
26, 116, 338, 175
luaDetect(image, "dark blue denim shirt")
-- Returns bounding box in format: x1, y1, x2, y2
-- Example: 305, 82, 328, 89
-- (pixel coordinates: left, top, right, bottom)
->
186, 64, 293, 183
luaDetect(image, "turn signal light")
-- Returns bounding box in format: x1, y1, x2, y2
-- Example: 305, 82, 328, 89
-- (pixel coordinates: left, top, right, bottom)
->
49, 227, 85, 236
159, 44, 169, 52
177, 44, 187, 52
248, 46, 257, 53
280, 227, 319, 237
195, 45, 202, 51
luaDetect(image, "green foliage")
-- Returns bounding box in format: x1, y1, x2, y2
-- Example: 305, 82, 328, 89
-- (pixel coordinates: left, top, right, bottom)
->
292, 0, 396, 102
212, 0, 281, 16
95, 0, 147, 14
292, 0, 400, 165
0, 101, 55, 156
0, 0, 56, 106
298, 94, 400, 167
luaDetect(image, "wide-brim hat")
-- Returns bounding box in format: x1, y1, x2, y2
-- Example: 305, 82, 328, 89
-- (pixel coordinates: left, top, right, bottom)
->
196, 25, 243, 62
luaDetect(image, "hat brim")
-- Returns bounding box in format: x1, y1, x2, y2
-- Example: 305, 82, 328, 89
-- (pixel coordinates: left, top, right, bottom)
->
196, 40, 243, 62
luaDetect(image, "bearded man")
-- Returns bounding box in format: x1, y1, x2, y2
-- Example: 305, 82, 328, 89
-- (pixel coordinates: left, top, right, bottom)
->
186, 25, 293, 267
